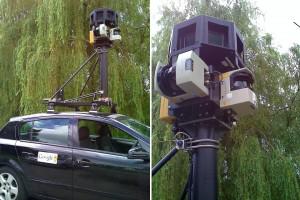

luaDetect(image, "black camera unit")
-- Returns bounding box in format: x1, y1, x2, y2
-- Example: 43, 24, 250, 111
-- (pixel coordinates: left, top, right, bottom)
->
170, 15, 245, 71
90, 8, 119, 28
89, 8, 121, 48
153, 16, 257, 200
155, 15, 256, 128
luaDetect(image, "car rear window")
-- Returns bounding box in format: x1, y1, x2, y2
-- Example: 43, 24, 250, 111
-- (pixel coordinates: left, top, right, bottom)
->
19, 118, 70, 146
0, 123, 16, 140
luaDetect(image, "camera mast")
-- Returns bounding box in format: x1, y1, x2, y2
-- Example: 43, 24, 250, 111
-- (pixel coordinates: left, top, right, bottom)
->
153, 16, 257, 200
43, 8, 121, 113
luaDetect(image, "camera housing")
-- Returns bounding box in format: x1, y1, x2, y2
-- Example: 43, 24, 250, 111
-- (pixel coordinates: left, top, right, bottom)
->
169, 15, 245, 72
155, 15, 256, 125
89, 8, 121, 45
219, 68, 257, 117
90, 8, 118, 29
155, 51, 209, 103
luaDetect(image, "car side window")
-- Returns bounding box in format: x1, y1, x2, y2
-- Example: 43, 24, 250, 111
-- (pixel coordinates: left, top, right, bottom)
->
0, 123, 16, 140
78, 119, 137, 154
19, 118, 70, 146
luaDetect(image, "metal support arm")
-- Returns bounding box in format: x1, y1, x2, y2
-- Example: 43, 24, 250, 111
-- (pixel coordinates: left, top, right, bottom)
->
152, 147, 178, 176
50, 51, 97, 100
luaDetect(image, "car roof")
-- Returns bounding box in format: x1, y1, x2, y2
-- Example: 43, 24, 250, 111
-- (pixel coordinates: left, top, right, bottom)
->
9, 112, 122, 122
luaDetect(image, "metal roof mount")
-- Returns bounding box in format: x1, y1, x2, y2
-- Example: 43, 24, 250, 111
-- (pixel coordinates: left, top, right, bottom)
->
43, 8, 121, 114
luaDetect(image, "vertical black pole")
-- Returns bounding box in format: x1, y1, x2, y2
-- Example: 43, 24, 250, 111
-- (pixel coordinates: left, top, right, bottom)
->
99, 47, 108, 97
187, 125, 219, 200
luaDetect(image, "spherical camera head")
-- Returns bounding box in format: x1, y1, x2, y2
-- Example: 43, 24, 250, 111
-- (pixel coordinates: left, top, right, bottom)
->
168, 15, 245, 72
155, 16, 257, 126
90, 8, 118, 29
89, 8, 121, 47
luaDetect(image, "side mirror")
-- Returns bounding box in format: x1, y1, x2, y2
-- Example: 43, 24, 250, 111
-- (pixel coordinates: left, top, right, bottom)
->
127, 147, 149, 161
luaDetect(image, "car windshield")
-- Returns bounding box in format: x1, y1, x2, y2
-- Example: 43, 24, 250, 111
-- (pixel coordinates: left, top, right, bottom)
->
110, 115, 149, 138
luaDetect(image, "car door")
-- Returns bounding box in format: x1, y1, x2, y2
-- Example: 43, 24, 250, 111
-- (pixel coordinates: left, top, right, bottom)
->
15, 117, 73, 200
72, 118, 149, 200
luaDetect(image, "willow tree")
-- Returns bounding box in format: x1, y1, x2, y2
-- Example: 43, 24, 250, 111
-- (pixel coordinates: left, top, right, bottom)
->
152, 0, 300, 199
0, 0, 149, 126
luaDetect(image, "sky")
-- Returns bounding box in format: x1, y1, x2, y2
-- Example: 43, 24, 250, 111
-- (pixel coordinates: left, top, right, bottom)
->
150, 0, 300, 53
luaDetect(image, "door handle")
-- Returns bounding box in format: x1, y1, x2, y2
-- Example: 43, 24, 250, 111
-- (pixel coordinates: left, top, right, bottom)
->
77, 159, 92, 168
21, 152, 35, 161
21, 151, 35, 157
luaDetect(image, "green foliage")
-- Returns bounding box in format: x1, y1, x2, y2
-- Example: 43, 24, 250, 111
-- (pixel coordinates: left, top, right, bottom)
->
266, 151, 300, 200
226, 134, 271, 200
152, 0, 300, 199
0, 0, 149, 126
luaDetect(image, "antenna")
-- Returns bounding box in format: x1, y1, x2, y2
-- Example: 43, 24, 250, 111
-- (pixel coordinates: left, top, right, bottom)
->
43, 8, 121, 113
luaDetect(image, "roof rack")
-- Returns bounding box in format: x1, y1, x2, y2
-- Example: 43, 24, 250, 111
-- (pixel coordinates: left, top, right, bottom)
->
43, 91, 116, 114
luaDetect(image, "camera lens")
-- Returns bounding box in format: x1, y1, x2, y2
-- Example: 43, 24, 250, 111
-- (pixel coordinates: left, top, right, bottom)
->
230, 71, 253, 91
157, 65, 185, 97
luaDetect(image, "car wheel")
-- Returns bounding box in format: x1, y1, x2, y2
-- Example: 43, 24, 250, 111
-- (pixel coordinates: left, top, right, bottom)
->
0, 167, 27, 200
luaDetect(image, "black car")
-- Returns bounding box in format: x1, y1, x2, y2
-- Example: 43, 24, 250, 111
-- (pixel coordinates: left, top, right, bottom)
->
0, 112, 150, 200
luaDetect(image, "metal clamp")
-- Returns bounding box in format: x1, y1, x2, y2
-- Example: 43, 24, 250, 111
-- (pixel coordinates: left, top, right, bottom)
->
174, 132, 220, 150
187, 139, 219, 149
174, 132, 192, 150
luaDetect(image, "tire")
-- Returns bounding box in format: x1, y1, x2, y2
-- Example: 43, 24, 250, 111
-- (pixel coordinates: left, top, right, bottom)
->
0, 167, 27, 200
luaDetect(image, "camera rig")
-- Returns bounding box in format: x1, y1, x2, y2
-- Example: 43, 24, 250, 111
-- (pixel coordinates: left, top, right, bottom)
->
43, 8, 121, 113
153, 16, 257, 200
